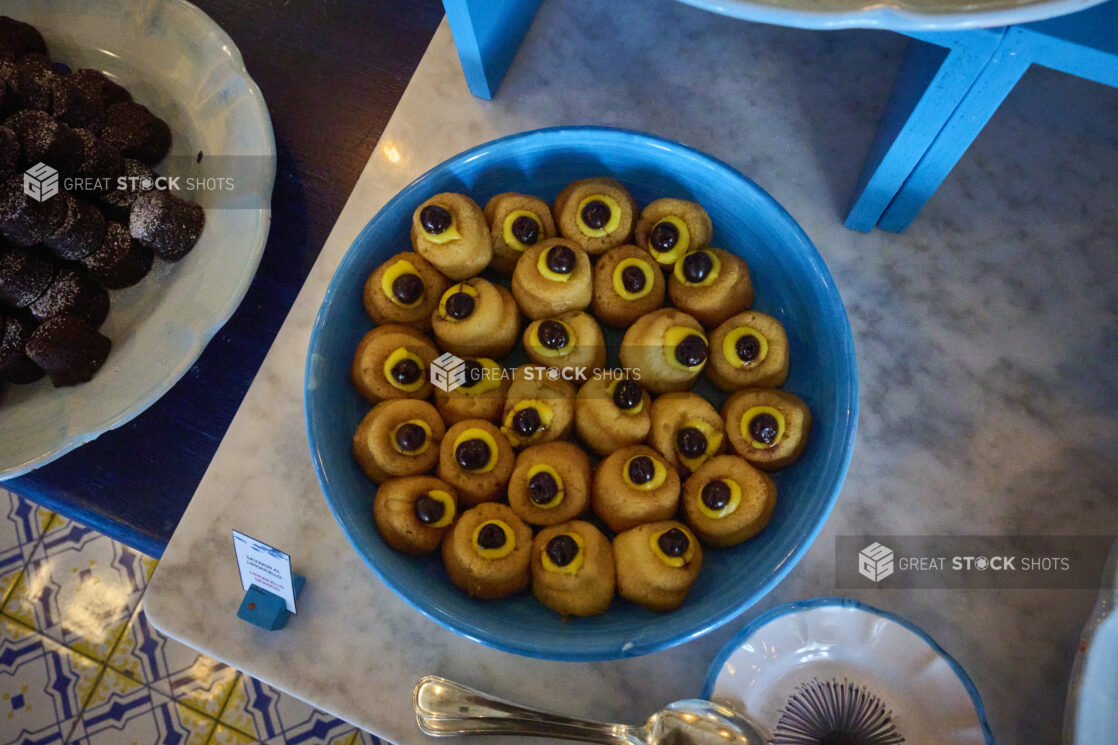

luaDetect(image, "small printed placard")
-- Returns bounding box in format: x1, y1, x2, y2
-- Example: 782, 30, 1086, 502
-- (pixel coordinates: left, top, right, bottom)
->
232, 530, 297, 613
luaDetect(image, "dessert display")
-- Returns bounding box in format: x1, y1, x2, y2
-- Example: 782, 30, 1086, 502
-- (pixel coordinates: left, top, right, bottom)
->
590, 244, 665, 327
484, 192, 556, 274
633, 198, 713, 269
510, 239, 592, 319
347, 178, 813, 617
530, 520, 615, 617
0, 15, 206, 390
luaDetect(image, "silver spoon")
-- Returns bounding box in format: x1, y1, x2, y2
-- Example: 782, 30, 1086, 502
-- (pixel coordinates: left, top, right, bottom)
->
414, 675, 767, 745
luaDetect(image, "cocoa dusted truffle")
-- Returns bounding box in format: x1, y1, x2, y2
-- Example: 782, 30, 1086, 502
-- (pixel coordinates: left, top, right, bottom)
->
5, 108, 82, 172
28, 266, 109, 328
0, 17, 47, 62
0, 125, 17, 179
0, 244, 52, 307
0, 173, 67, 246
83, 221, 152, 288
101, 101, 170, 164
12, 53, 54, 111
72, 128, 123, 187
0, 313, 44, 384
99, 158, 155, 221
48, 75, 103, 129
130, 190, 204, 261
68, 69, 131, 108
43, 192, 106, 260
25, 313, 110, 386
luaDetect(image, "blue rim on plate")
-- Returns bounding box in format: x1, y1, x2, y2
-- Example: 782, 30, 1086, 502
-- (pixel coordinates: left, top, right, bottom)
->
701, 596, 995, 744
305, 126, 859, 660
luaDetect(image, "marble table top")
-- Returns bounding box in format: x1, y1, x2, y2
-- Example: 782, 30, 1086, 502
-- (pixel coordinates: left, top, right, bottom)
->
144, 1, 1118, 743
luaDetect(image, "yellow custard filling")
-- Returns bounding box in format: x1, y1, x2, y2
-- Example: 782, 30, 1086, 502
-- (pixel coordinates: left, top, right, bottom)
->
472, 519, 516, 559
741, 405, 786, 449
421, 489, 456, 529
607, 378, 644, 415
380, 260, 423, 308
390, 419, 432, 455
649, 527, 695, 568
663, 327, 708, 371
723, 326, 768, 368
500, 399, 555, 447
697, 479, 742, 520
677, 419, 723, 472
623, 455, 667, 490
502, 210, 541, 253
527, 320, 576, 358
541, 532, 585, 575
438, 282, 479, 320
452, 427, 500, 472
414, 206, 461, 244
382, 347, 426, 392
576, 194, 622, 237
536, 248, 575, 283
456, 358, 502, 396
672, 249, 721, 286
649, 215, 691, 265
525, 463, 564, 509
611, 258, 655, 300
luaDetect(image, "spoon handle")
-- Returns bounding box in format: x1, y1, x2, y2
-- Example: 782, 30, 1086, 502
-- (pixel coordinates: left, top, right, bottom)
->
414, 675, 642, 744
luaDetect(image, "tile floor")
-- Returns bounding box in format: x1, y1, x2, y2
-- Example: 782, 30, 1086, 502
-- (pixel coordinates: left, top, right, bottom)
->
0, 491, 381, 745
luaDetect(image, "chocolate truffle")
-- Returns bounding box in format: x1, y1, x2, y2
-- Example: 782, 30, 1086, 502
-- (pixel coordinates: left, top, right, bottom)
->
5, 108, 82, 172
0, 245, 52, 307
25, 313, 111, 386
101, 101, 170, 165
0, 17, 48, 62
0, 174, 66, 245
48, 75, 103, 129
0, 313, 43, 383
28, 266, 109, 328
83, 221, 153, 288
43, 193, 106, 260
129, 190, 204, 262
0, 125, 18, 179
99, 158, 155, 221
71, 128, 123, 189
68, 69, 132, 108
12, 53, 55, 111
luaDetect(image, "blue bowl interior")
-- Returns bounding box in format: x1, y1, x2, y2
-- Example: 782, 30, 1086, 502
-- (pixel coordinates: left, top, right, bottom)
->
305, 127, 858, 661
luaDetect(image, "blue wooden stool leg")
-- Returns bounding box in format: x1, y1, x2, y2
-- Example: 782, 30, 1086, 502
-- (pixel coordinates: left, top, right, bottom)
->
443, 0, 544, 100
844, 31, 1004, 232
877, 45, 1031, 232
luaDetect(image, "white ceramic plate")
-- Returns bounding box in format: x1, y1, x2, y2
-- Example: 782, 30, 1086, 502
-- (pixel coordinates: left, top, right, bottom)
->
0, 0, 275, 477
1064, 540, 1118, 745
703, 597, 993, 744
678, 0, 1107, 30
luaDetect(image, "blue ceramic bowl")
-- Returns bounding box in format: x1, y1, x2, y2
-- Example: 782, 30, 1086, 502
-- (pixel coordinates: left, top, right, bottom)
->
305, 127, 858, 660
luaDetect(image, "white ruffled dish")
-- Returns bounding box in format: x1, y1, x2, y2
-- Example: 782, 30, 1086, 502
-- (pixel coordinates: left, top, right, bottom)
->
703, 597, 993, 745
1064, 539, 1118, 745
0, 0, 275, 477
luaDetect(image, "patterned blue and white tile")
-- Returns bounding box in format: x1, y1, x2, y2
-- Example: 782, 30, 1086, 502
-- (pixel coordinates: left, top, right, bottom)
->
1, 520, 157, 662
106, 601, 238, 718
351, 731, 383, 745
0, 492, 53, 607
219, 675, 359, 744
0, 614, 102, 745
66, 665, 216, 745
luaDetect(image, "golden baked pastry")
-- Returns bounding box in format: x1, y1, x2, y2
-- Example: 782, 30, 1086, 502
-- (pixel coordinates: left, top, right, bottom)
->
590, 245, 665, 327
633, 198, 713, 269
510, 239, 592, 319
499, 365, 576, 448
507, 441, 591, 526
373, 475, 458, 555
574, 375, 651, 456
531, 520, 615, 617
618, 308, 708, 394
668, 248, 754, 328
437, 419, 515, 505
707, 311, 789, 391
648, 392, 725, 476
522, 311, 607, 379
484, 192, 557, 274
722, 388, 811, 470
410, 192, 491, 280
613, 521, 702, 612
352, 399, 446, 483
434, 357, 510, 425
553, 177, 637, 255
681, 455, 776, 547
350, 325, 440, 402
442, 502, 532, 599
430, 278, 521, 359
590, 444, 681, 533
362, 251, 451, 331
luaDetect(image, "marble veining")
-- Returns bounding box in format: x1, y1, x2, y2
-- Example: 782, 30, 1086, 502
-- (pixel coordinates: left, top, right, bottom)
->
144, 0, 1117, 743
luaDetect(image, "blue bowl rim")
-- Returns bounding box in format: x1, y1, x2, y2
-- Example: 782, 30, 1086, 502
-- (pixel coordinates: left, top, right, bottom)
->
304, 125, 860, 660
700, 596, 995, 743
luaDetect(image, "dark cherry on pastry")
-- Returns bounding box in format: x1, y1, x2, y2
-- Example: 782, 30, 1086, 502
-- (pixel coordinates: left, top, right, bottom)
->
0, 17, 48, 62
43, 193, 106, 261
29, 266, 109, 328
24, 313, 111, 387
100, 101, 171, 165
722, 388, 812, 471
129, 190, 204, 261
372, 476, 457, 555
0, 245, 53, 307
0, 174, 66, 246
82, 222, 153, 289
0, 313, 44, 383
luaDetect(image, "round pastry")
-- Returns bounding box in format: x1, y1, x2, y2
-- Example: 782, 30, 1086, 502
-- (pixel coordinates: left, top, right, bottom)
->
431, 278, 521, 359
522, 311, 606, 379
531, 520, 615, 617
633, 198, 713, 269
722, 388, 812, 470
681, 455, 776, 547
441, 502, 532, 599
591, 444, 681, 533
613, 521, 702, 612
707, 311, 789, 391
590, 245, 665, 327
410, 192, 491, 280
552, 177, 637, 255
617, 308, 707, 394
434, 357, 510, 425
352, 398, 446, 483
483, 192, 557, 274
507, 441, 591, 526
510, 239, 592, 319
350, 324, 439, 402
574, 375, 651, 456
372, 476, 458, 555
499, 365, 575, 448
668, 248, 754, 328
437, 419, 515, 505
648, 392, 726, 476
362, 251, 451, 331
